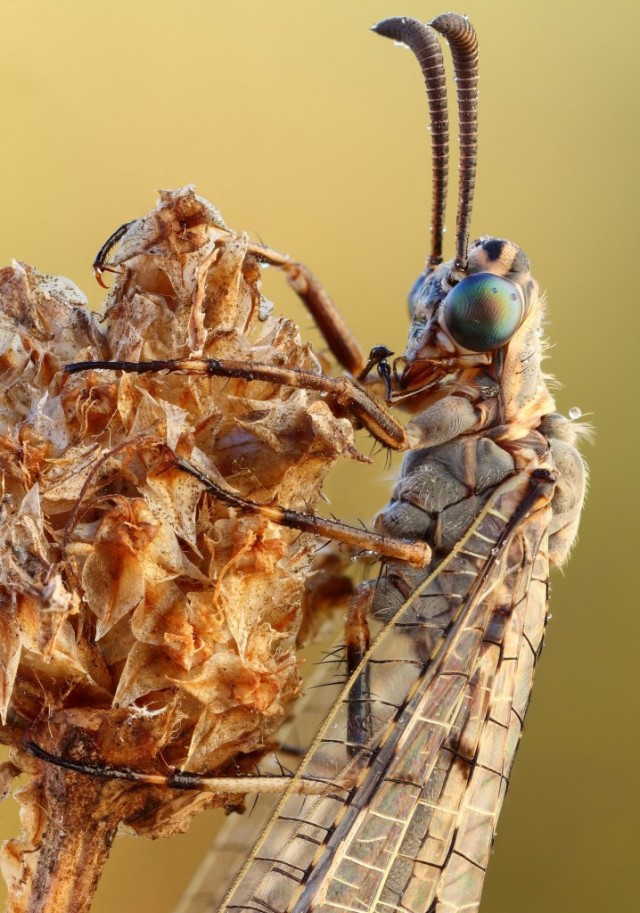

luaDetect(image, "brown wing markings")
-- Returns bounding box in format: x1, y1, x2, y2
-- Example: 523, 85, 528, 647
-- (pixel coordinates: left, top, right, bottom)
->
366, 578, 516, 909
310, 552, 522, 913
314, 496, 552, 913
219, 471, 551, 913
386, 506, 552, 913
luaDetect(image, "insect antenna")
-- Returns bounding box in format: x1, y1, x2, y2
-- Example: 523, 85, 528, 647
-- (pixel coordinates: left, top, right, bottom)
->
372, 17, 449, 270
430, 13, 479, 274
374, 15, 480, 277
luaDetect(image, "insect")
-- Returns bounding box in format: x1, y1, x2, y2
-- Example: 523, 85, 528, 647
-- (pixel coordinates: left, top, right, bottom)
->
182, 12, 584, 912
22, 10, 585, 913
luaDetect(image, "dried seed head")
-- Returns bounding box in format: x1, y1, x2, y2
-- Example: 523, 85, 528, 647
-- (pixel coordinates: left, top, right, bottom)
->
0, 187, 358, 908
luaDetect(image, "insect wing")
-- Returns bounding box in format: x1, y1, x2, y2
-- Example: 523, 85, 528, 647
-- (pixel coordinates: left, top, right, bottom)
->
219, 469, 553, 913
387, 499, 551, 912
173, 668, 347, 913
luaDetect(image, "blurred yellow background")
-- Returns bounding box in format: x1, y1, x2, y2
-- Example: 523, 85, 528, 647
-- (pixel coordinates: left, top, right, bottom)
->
0, 1, 636, 911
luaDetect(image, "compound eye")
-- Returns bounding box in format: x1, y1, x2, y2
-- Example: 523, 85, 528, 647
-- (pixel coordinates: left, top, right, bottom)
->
442, 272, 524, 352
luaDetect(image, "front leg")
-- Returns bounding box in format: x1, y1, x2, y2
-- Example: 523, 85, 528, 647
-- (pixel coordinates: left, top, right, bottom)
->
93, 221, 369, 377
65, 356, 411, 450
247, 241, 368, 377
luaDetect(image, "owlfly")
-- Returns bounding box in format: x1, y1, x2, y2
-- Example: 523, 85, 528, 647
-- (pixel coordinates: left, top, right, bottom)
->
176, 12, 586, 913
22, 12, 585, 913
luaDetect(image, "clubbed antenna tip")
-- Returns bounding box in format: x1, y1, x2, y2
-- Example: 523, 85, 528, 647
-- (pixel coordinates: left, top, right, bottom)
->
371, 16, 449, 270
371, 17, 407, 40
372, 13, 479, 275
429, 12, 479, 273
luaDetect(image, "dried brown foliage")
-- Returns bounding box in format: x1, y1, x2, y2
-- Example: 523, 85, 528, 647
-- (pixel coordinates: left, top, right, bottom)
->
0, 187, 361, 912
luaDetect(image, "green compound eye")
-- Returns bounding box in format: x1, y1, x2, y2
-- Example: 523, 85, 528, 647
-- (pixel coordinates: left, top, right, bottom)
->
442, 272, 524, 352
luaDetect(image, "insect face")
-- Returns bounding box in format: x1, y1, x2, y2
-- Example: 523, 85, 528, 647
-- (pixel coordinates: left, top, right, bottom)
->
400, 238, 537, 391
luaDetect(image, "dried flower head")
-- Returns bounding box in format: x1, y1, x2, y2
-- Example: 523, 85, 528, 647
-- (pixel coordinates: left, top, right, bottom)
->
0, 186, 360, 912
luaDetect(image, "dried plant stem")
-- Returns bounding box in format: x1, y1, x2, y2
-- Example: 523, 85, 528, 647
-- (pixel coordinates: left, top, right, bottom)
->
23, 770, 120, 913
0, 188, 364, 911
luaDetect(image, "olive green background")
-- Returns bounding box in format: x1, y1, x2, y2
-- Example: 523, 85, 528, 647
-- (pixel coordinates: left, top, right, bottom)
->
0, 1, 636, 911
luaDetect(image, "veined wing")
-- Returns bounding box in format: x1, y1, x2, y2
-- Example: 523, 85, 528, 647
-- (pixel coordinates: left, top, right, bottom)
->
219, 468, 555, 913
173, 665, 348, 913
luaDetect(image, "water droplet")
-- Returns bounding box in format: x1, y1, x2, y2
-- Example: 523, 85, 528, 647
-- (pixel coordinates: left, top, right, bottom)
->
537, 326, 544, 337
547, 613, 553, 621
569, 406, 582, 420
491, 546, 500, 557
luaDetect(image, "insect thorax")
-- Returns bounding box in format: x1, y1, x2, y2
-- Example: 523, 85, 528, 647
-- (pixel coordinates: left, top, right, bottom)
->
372, 235, 585, 626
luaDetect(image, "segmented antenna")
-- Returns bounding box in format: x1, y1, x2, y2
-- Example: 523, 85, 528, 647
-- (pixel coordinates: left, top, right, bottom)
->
372, 17, 449, 270
430, 13, 479, 273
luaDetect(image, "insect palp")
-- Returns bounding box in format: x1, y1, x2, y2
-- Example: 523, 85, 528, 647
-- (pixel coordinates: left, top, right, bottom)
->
376, 359, 393, 401
357, 344, 394, 383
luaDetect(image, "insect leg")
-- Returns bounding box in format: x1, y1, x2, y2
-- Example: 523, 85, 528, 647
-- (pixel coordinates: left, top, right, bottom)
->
173, 456, 430, 567
345, 585, 374, 754
25, 741, 327, 796
247, 241, 368, 376
65, 356, 411, 450
91, 220, 368, 376
92, 220, 136, 288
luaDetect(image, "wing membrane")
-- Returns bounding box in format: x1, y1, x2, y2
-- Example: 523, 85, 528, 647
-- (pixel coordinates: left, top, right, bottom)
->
379, 520, 550, 913
219, 469, 553, 913
173, 675, 344, 913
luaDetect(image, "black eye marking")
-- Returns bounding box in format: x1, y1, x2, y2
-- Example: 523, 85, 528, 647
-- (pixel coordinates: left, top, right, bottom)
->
482, 239, 505, 262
